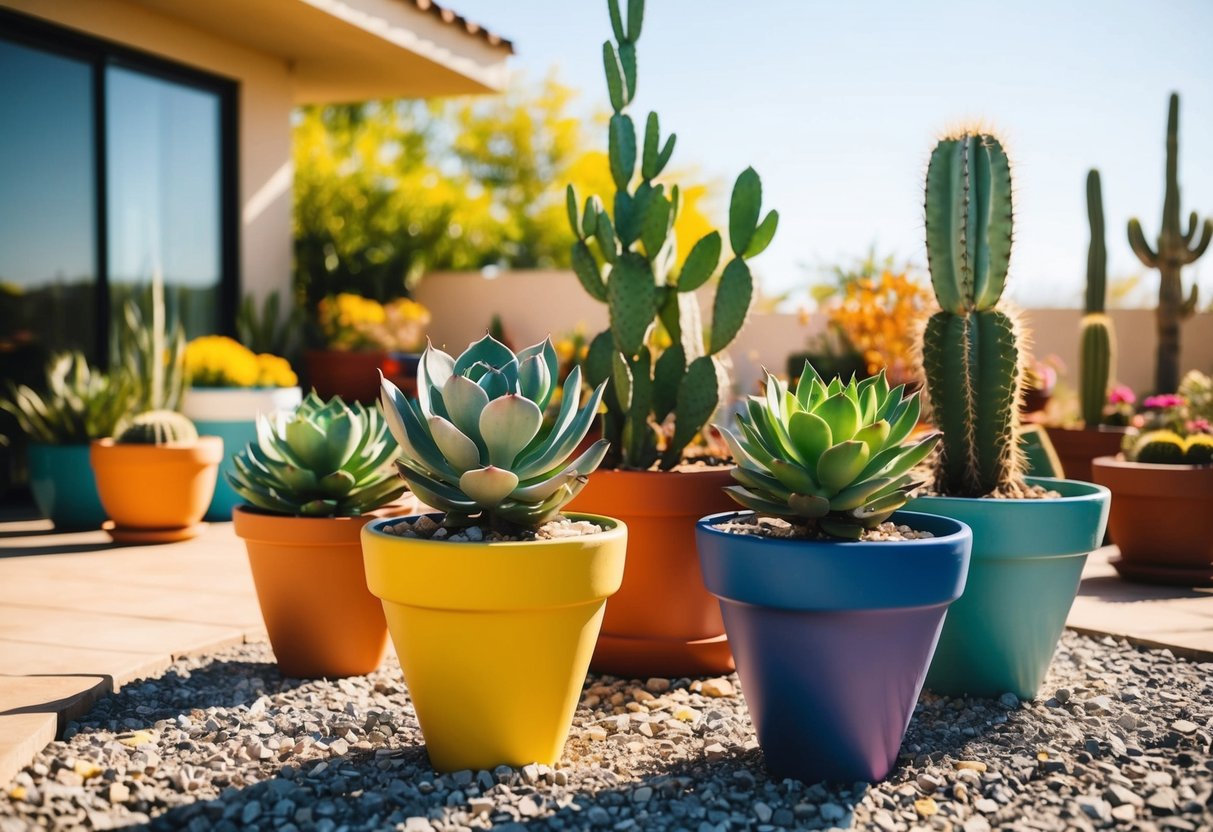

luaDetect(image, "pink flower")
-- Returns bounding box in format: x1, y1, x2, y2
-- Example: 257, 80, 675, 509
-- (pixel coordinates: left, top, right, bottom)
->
1107, 384, 1136, 406
1143, 393, 1185, 410
1187, 418, 1211, 435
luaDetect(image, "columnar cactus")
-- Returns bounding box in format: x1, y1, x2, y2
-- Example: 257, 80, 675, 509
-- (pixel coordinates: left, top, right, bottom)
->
1128, 93, 1212, 394
566, 0, 778, 470
920, 132, 1026, 498
1079, 170, 1115, 428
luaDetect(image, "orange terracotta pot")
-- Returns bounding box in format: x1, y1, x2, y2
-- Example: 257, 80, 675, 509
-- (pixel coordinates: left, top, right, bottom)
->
233, 506, 390, 678
90, 437, 223, 543
304, 349, 388, 404
1044, 426, 1128, 483
1091, 455, 1213, 586
566, 467, 737, 677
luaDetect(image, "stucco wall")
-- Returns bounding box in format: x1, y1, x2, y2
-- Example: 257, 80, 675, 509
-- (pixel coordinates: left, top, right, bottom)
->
3, 0, 294, 304
415, 270, 1213, 397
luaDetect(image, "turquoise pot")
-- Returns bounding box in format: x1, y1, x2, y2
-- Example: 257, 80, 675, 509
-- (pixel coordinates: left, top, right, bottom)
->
183, 387, 302, 521
28, 443, 107, 529
906, 477, 1109, 700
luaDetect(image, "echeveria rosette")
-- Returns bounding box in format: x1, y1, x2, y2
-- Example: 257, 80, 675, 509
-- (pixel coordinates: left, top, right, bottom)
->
718, 364, 940, 540
380, 334, 609, 532
228, 393, 405, 517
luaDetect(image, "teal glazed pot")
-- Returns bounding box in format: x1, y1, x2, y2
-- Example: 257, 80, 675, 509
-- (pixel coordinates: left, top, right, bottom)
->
28, 443, 107, 529
907, 477, 1110, 700
696, 510, 972, 784
182, 387, 303, 521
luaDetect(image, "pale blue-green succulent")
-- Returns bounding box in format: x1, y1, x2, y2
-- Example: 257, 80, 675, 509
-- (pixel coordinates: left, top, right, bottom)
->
380, 335, 608, 531
719, 365, 940, 540
228, 393, 405, 517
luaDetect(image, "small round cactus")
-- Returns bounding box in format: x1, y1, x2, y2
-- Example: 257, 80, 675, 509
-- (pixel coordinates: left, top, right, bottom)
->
115, 410, 199, 445
1129, 430, 1186, 464
1183, 434, 1213, 465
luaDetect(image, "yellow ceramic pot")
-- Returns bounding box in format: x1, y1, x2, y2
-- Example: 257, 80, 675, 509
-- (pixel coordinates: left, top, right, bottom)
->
361, 513, 627, 772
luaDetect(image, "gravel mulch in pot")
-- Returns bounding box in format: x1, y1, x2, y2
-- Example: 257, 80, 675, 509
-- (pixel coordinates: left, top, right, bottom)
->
1, 632, 1210, 831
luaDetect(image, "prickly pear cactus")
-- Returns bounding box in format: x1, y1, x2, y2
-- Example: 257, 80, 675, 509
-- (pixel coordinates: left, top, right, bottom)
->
919, 132, 1027, 498
1079, 169, 1116, 428
567, 0, 778, 470
1128, 93, 1212, 394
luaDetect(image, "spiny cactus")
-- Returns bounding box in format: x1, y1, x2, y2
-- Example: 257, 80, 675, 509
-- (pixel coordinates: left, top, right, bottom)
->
1128, 430, 1187, 464
1184, 434, 1213, 465
919, 131, 1026, 498
381, 335, 608, 531
1079, 169, 1116, 428
1128, 93, 1212, 394
229, 393, 404, 517
566, 0, 778, 470
719, 366, 939, 539
116, 410, 199, 445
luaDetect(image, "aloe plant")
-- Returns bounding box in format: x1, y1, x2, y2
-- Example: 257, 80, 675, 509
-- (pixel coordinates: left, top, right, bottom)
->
0, 352, 135, 444
380, 335, 608, 532
566, 0, 778, 471
228, 393, 404, 517
720, 366, 939, 539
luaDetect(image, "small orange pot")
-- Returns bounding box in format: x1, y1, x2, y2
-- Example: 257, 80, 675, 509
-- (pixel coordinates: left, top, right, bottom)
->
90, 437, 223, 543
1091, 455, 1213, 586
567, 466, 737, 677
233, 506, 390, 678
1044, 426, 1128, 483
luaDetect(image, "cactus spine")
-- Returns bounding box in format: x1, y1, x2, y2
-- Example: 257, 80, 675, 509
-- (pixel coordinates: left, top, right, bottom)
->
920, 132, 1026, 498
566, 0, 778, 470
1127, 93, 1212, 394
1079, 170, 1115, 427
116, 410, 198, 445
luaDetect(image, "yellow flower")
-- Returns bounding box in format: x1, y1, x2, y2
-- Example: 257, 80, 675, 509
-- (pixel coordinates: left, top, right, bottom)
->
185, 335, 296, 388
317, 293, 430, 353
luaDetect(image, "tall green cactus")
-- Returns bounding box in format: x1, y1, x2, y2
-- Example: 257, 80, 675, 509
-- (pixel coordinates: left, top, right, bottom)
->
1079, 169, 1115, 427
1128, 93, 1212, 394
566, 0, 778, 470
920, 132, 1026, 498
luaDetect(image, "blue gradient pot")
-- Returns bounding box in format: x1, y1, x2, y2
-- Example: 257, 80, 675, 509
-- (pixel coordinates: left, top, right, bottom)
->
696, 510, 972, 784
907, 477, 1110, 700
28, 443, 107, 529
182, 387, 302, 521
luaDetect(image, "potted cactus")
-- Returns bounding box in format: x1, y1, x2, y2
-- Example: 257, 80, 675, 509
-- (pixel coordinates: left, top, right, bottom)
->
0, 353, 134, 529
905, 131, 1110, 700
362, 334, 626, 772
1092, 375, 1213, 586
563, 0, 778, 677
182, 335, 302, 521
90, 411, 223, 543
695, 367, 971, 783
228, 393, 406, 677
1045, 169, 1128, 482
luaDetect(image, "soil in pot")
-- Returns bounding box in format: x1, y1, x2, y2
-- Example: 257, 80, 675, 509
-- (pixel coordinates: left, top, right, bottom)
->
696, 509, 971, 783
233, 506, 389, 678
906, 477, 1109, 700
361, 513, 627, 772
565, 465, 737, 678
1091, 456, 1213, 586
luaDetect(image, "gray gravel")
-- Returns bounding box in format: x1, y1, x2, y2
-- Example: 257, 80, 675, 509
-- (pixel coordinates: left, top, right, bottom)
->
2, 631, 1211, 831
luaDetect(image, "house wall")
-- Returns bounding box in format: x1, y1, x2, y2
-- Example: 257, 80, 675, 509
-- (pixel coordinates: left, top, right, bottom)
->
4, 0, 294, 304
415, 270, 1213, 397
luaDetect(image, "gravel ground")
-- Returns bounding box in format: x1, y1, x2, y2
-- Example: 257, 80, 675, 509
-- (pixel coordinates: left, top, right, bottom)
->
2, 631, 1210, 832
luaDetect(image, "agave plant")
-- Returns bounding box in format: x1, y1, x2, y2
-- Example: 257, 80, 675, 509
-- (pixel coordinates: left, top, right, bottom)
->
718, 365, 940, 540
228, 393, 405, 517
0, 352, 135, 444
380, 334, 608, 531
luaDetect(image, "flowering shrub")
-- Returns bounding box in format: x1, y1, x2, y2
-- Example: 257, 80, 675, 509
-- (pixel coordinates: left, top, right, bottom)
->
1126, 372, 1213, 437
184, 336, 298, 388
826, 270, 932, 386
317, 293, 430, 353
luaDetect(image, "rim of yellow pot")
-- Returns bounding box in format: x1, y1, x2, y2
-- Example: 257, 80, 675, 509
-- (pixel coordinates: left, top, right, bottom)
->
361, 512, 627, 612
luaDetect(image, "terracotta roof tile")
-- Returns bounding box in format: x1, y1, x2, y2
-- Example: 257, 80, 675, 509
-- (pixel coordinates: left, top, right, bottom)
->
408, 0, 514, 53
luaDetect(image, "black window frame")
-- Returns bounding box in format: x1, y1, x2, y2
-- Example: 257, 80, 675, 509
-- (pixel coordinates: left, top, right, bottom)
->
0, 7, 240, 364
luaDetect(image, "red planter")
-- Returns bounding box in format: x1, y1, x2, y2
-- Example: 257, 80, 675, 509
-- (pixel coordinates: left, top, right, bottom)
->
1045, 426, 1128, 484
304, 349, 386, 404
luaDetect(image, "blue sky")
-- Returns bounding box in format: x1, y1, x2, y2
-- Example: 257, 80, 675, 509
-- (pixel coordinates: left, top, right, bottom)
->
453, 0, 1213, 308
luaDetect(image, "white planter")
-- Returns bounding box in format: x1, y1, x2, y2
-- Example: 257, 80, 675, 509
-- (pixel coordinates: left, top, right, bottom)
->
182, 386, 303, 423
